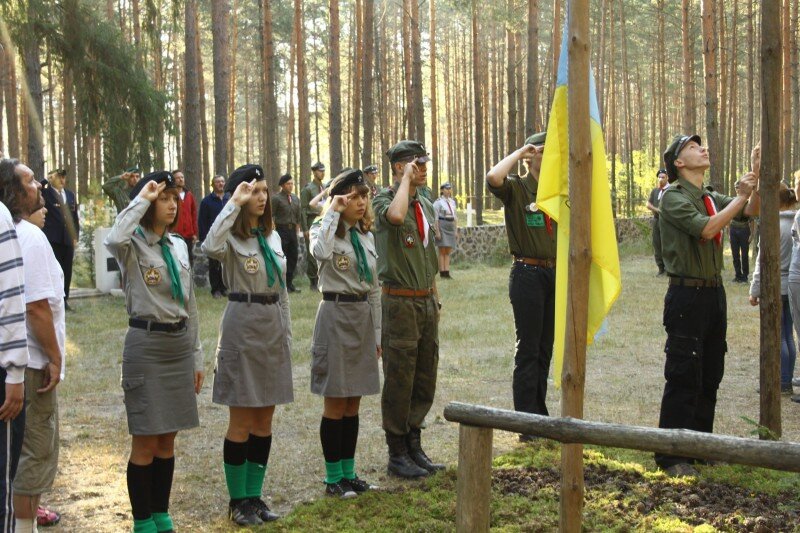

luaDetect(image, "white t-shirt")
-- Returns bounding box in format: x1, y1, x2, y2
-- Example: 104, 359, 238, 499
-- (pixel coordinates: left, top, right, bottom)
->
16, 219, 66, 379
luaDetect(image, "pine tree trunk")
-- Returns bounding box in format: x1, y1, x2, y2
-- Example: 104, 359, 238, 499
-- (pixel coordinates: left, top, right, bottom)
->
22, 4, 45, 181
402, 0, 415, 140
294, 0, 311, 183
526, 0, 539, 135
746, 0, 754, 153
183, 0, 202, 193
506, 0, 516, 158
377, 8, 390, 184
211, 0, 231, 177
428, 0, 438, 189
472, 0, 483, 224
46, 49, 56, 168
782, 0, 792, 177
411, 0, 425, 144
701, 0, 723, 191
352, 0, 363, 168
681, 0, 696, 133
228, 0, 238, 172
263, 0, 279, 184
328, 0, 343, 173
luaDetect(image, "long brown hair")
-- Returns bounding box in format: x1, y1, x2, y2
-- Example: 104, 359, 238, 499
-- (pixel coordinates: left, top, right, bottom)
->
319, 182, 374, 238
140, 188, 181, 231
231, 186, 274, 239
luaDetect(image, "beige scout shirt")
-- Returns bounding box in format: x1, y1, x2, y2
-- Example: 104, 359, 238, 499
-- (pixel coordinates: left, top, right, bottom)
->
201, 201, 292, 344
104, 196, 204, 371
310, 209, 381, 344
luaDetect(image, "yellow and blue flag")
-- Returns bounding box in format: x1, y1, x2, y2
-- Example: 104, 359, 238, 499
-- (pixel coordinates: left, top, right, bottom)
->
536, 10, 622, 388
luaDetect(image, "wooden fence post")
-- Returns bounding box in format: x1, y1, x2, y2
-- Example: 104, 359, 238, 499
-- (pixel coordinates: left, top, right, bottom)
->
456, 424, 493, 533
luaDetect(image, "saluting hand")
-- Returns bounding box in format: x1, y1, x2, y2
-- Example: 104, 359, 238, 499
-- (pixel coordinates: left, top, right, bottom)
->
331, 190, 358, 213
517, 143, 541, 161
231, 179, 257, 207
139, 180, 166, 203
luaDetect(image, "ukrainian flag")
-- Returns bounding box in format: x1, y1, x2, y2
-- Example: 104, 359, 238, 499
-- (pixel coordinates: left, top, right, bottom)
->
536, 10, 621, 388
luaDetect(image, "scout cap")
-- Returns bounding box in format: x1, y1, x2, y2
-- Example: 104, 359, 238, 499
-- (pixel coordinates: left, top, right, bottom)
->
440, 182, 452, 190
363, 165, 378, 174
525, 132, 547, 146
311, 162, 325, 171
224, 164, 265, 194
125, 166, 141, 174
663, 134, 702, 182
657, 168, 668, 178
329, 169, 366, 196
48, 168, 66, 177
278, 173, 293, 186
129, 170, 176, 199
386, 140, 430, 163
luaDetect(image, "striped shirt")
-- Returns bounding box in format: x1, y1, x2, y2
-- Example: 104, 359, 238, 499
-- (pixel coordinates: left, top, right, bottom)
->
0, 201, 28, 384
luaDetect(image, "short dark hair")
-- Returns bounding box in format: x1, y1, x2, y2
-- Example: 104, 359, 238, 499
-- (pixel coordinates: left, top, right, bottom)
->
0, 159, 27, 222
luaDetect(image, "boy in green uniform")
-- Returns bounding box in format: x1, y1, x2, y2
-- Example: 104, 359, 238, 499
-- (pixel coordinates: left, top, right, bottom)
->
486, 132, 557, 438
656, 135, 759, 476
301, 162, 326, 290
372, 140, 443, 479
102, 166, 141, 214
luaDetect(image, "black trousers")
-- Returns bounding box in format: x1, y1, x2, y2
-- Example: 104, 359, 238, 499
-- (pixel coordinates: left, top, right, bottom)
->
729, 226, 750, 280
508, 262, 556, 416
50, 242, 74, 301
655, 284, 727, 469
0, 367, 25, 531
208, 258, 226, 295
276, 226, 299, 287
652, 218, 664, 272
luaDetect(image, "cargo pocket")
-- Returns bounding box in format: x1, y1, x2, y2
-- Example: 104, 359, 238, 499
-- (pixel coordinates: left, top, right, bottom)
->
311, 344, 329, 378
215, 348, 240, 385
663, 336, 701, 388
121, 375, 148, 414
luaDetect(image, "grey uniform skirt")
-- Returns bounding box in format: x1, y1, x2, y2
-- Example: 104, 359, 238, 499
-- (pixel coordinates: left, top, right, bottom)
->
310, 300, 380, 397
121, 327, 199, 436
437, 218, 457, 248
212, 301, 294, 407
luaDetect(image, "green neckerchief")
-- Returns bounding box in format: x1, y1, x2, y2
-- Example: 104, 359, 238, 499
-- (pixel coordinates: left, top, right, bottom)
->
136, 227, 185, 306
251, 227, 285, 288
349, 227, 373, 283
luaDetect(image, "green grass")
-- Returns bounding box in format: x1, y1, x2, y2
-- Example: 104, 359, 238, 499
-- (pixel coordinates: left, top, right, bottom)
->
50, 236, 800, 531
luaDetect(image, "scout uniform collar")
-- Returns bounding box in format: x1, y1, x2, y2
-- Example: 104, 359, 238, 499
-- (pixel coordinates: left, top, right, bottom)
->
135, 226, 185, 306
135, 225, 167, 246
675, 177, 709, 199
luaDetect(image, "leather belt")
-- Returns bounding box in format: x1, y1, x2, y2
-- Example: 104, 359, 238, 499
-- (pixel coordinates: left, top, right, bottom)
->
322, 292, 368, 303
382, 287, 434, 298
668, 277, 722, 288
129, 318, 187, 333
514, 256, 556, 268
438, 217, 455, 221
228, 292, 280, 304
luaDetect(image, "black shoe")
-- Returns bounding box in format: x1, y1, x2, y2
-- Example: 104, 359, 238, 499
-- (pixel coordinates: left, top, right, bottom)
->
343, 476, 377, 493
782, 383, 794, 394
249, 497, 279, 522
791, 394, 800, 403
387, 454, 429, 478
228, 499, 263, 526
288, 285, 301, 293
518, 433, 539, 443
406, 429, 445, 473
656, 270, 665, 277
325, 480, 357, 498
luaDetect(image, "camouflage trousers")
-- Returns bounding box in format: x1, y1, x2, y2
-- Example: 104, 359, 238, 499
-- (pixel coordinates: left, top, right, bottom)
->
381, 293, 440, 437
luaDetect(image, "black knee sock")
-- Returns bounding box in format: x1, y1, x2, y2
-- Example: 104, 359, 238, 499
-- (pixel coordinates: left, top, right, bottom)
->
341, 415, 359, 460
320, 417, 343, 463
151, 457, 175, 513
127, 462, 153, 520
224, 438, 248, 505
246, 434, 272, 465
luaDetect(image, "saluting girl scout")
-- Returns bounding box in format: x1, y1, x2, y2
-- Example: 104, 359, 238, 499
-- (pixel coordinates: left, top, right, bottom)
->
201, 164, 291, 526
104, 171, 205, 533
309, 169, 381, 498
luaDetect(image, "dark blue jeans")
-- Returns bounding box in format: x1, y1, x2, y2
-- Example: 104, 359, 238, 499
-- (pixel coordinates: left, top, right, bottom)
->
508, 262, 556, 416
729, 226, 751, 280
781, 294, 796, 386
656, 285, 727, 469
0, 368, 25, 531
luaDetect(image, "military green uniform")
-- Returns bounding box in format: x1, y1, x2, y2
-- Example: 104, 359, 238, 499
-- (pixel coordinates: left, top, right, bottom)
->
301, 179, 324, 285
372, 185, 439, 441
656, 175, 742, 470
102, 175, 134, 214
272, 190, 302, 288
648, 186, 666, 273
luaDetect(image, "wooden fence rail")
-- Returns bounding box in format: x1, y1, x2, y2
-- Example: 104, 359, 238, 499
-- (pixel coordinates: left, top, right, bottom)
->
443, 402, 800, 532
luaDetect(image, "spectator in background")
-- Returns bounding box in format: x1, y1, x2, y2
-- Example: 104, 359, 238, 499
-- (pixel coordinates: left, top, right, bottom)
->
172, 170, 199, 266
646, 169, 668, 276
199, 175, 230, 298
41, 169, 79, 311
0, 158, 31, 532
102, 166, 140, 214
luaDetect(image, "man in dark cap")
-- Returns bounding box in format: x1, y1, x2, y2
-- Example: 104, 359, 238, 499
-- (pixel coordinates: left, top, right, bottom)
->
655, 134, 760, 477
372, 140, 443, 479
363, 165, 379, 197
646, 169, 669, 276
103, 166, 141, 213
300, 162, 326, 291
485, 132, 557, 439
272, 174, 302, 292
41, 168, 80, 310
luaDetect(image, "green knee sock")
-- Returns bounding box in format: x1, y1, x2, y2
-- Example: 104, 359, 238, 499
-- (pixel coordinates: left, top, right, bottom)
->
245, 460, 268, 498
341, 458, 355, 480
325, 460, 343, 484
223, 462, 248, 500
132, 517, 158, 533
151, 512, 173, 532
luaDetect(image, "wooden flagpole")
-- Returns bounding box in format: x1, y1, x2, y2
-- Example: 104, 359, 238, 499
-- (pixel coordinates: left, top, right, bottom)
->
560, 0, 592, 531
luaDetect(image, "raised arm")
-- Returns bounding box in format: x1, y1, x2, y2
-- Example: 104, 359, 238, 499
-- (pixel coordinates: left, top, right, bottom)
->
486, 144, 539, 188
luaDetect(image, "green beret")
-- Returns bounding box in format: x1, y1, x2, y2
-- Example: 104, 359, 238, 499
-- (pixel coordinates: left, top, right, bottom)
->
524, 132, 547, 146
125, 166, 141, 174
386, 140, 430, 163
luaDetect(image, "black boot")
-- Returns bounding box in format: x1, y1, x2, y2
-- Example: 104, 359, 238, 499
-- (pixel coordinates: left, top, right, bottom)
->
407, 429, 445, 473
386, 434, 429, 479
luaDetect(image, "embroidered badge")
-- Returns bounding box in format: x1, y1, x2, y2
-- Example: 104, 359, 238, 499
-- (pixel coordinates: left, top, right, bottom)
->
525, 212, 545, 228
404, 233, 416, 248
144, 267, 162, 286
244, 257, 260, 274
335, 255, 351, 271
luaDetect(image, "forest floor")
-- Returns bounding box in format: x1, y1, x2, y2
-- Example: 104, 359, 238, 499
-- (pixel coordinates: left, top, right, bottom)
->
48, 245, 800, 532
